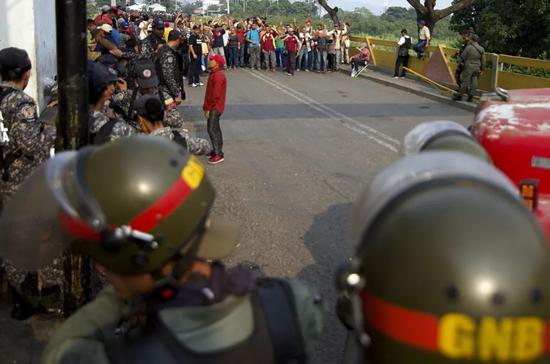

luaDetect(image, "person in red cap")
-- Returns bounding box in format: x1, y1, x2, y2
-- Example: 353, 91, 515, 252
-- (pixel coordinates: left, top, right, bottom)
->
203, 54, 227, 165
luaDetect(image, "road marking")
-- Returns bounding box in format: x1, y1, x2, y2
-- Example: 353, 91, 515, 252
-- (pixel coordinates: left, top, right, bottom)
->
247, 70, 400, 153
252, 70, 400, 145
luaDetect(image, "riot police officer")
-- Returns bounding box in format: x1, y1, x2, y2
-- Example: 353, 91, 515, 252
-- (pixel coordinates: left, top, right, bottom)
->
0, 47, 59, 319
337, 151, 550, 363
0, 136, 324, 363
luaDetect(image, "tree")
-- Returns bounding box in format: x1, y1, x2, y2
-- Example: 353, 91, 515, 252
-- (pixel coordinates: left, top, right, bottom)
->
353, 6, 374, 18
405, 0, 475, 34
451, 0, 550, 58
180, 1, 202, 14
317, 0, 340, 26
380, 6, 416, 22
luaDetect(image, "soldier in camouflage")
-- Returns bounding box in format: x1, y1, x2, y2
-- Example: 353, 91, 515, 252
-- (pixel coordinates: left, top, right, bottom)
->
112, 61, 194, 132
156, 30, 185, 109
140, 19, 165, 62
88, 61, 136, 144
0, 47, 61, 319
134, 95, 212, 155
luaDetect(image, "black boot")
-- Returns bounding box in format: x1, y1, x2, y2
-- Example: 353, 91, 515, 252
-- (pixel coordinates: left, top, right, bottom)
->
467, 95, 474, 103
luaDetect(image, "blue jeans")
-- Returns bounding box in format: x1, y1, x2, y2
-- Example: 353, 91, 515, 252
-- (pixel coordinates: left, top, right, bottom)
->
298, 47, 308, 70
318, 50, 327, 71
414, 40, 427, 56
228, 46, 238, 67
239, 45, 246, 66
275, 48, 284, 68
310, 49, 319, 70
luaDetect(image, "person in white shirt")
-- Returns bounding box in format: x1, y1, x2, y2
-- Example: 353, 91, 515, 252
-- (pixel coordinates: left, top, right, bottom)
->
139, 16, 152, 41
413, 20, 430, 59
298, 27, 312, 71
327, 23, 348, 69
394, 29, 412, 78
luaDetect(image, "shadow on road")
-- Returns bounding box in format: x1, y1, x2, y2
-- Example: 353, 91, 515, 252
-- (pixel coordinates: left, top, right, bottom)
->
297, 202, 354, 364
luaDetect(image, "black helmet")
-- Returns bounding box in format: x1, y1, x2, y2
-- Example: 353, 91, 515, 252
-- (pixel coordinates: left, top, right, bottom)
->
338, 152, 550, 363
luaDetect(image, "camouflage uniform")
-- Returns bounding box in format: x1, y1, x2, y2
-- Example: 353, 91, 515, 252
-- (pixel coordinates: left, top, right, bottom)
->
156, 44, 182, 100
151, 126, 212, 156
113, 89, 191, 131
0, 82, 62, 302
0, 83, 54, 198
140, 35, 163, 62
90, 108, 136, 144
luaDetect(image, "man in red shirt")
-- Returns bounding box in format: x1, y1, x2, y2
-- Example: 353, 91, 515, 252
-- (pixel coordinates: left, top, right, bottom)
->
203, 54, 227, 165
283, 28, 300, 76
235, 24, 246, 67
94, 5, 114, 26
261, 25, 277, 72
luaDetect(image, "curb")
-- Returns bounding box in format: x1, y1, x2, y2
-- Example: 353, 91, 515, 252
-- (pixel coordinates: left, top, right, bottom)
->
339, 67, 477, 112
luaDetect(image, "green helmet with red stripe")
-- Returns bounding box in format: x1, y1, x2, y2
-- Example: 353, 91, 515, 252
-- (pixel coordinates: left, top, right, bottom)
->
0, 136, 238, 275
338, 152, 550, 363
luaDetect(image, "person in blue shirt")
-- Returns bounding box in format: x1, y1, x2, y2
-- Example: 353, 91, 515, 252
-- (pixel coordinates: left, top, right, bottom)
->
245, 23, 261, 70
98, 23, 123, 48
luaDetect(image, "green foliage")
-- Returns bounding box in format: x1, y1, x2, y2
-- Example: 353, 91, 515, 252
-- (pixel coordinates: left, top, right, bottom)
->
230, 0, 317, 19
338, 9, 458, 43
451, 0, 550, 59
380, 6, 416, 22
352, 7, 373, 17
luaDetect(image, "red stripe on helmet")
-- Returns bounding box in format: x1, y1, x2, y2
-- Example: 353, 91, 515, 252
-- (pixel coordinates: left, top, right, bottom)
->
59, 213, 102, 241
129, 177, 192, 232
545, 322, 550, 353
361, 291, 439, 352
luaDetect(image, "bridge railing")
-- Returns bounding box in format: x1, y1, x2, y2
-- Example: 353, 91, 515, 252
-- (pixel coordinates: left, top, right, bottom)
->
349, 36, 550, 91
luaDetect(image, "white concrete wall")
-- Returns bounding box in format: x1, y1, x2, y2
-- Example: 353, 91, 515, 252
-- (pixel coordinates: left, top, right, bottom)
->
0, 0, 57, 110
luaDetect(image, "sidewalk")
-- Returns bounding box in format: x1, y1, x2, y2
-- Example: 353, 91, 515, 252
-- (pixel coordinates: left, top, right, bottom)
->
339, 65, 477, 112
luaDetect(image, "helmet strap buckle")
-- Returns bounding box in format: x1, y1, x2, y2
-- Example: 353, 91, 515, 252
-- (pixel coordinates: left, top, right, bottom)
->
344, 272, 372, 348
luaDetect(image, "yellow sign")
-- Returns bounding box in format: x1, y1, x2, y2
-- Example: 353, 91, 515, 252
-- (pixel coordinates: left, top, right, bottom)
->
439, 313, 544, 361
182, 157, 204, 190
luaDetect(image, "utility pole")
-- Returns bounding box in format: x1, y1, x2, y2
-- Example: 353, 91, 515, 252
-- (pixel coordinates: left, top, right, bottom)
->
55, 0, 91, 317
227, 0, 230, 14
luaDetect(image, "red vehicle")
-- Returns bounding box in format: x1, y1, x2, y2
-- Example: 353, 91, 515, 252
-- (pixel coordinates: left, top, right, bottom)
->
472, 88, 550, 239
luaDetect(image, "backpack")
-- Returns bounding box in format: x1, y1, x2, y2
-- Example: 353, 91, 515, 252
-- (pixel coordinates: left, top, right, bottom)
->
104, 278, 307, 364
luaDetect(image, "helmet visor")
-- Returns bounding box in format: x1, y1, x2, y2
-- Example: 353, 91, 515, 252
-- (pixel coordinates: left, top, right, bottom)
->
0, 150, 106, 270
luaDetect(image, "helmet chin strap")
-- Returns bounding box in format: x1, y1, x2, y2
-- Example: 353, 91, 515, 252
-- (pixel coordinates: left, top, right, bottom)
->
150, 223, 206, 299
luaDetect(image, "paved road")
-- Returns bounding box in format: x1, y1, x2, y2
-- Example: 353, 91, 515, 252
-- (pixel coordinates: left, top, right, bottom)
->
0, 68, 473, 364
186, 69, 473, 364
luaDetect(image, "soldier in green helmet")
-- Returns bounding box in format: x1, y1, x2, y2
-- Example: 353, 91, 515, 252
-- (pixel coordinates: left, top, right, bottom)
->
0, 136, 324, 364
337, 151, 550, 364
402, 120, 492, 163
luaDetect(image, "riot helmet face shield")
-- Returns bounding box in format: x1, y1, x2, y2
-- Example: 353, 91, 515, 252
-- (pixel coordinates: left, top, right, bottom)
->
0, 149, 158, 271
0, 137, 239, 275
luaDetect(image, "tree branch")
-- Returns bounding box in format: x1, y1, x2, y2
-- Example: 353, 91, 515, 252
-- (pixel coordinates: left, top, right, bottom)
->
434, 0, 476, 21
317, 0, 341, 26
406, 0, 427, 15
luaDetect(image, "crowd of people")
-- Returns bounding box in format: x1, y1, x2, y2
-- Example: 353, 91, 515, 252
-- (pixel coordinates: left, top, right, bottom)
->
0, 4, 545, 364
88, 5, 353, 79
